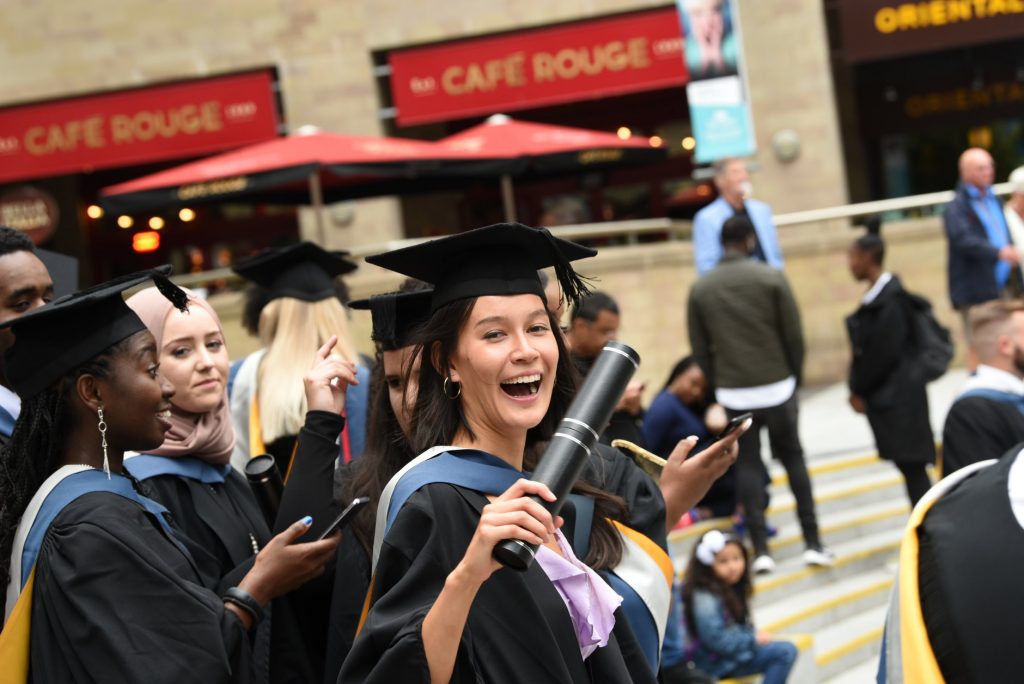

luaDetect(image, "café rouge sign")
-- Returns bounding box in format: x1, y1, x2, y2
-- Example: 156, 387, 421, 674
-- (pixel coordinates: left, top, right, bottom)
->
21, 101, 247, 157
428, 37, 675, 97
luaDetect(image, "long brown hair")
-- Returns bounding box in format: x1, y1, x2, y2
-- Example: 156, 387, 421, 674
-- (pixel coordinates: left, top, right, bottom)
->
337, 349, 416, 555
407, 296, 626, 570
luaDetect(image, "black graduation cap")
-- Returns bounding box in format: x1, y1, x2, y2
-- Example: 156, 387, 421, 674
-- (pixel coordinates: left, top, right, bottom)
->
349, 289, 434, 351
232, 242, 358, 303
365, 223, 596, 312
1, 266, 188, 399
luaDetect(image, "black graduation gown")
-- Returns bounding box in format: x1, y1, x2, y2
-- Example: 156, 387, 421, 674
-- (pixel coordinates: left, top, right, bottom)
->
139, 468, 314, 684
918, 451, 1024, 681
583, 442, 667, 551
29, 491, 253, 683
338, 482, 635, 684
941, 396, 1024, 475
138, 411, 345, 684
846, 276, 936, 465
321, 446, 664, 684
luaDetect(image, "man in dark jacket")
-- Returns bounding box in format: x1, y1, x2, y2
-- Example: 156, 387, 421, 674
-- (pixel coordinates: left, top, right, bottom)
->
688, 215, 829, 574
846, 227, 935, 506
943, 148, 1020, 330
942, 300, 1024, 476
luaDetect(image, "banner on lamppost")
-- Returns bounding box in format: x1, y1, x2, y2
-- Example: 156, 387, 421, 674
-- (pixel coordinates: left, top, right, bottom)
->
676, 0, 756, 163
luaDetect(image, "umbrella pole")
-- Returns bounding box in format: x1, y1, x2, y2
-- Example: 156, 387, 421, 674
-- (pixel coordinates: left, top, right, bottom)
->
308, 171, 327, 245
500, 174, 517, 223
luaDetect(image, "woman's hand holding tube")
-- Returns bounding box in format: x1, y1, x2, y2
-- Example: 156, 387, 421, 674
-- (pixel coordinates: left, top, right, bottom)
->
303, 336, 358, 415
421, 479, 564, 683
659, 419, 751, 529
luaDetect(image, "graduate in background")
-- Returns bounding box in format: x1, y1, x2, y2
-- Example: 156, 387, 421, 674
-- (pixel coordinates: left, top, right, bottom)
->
341, 224, 747, 683
846, 223, 935, 506
323, 281, 434, 683
879, 446, 1024, 682
0, 269, 337, 683
229, 243, 370, 473
941, 299, 1024, 476
124, 285, 356, 682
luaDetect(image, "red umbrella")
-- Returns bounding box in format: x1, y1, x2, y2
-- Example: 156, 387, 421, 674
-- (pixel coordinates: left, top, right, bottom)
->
101, 129, 508, 241
437, 114, 666, 221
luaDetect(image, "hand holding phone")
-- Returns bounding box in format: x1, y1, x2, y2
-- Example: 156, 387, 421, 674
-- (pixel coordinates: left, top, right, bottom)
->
711, 412, 753, 444
317, 497, 370, 541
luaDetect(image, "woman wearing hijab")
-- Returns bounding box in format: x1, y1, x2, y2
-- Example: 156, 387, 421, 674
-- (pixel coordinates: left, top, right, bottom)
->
0, 269, 338, 683
341, 224, 747, 683
124, 286, 357, 681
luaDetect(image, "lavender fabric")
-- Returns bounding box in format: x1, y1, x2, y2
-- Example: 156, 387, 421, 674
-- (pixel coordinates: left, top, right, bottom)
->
534, 529, 623, 659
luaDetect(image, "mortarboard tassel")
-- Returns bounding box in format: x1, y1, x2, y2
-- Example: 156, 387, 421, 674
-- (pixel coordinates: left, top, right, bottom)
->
153, 273, 190, 313
540, 227, 594, 310
369, 293, 399, 347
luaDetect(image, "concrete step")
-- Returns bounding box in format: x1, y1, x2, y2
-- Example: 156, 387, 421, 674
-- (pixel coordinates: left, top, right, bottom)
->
752, 528, 902, 607
753, 568, 893, 629
820, 656, 880, 684
719, 634, 816, 684
671, 499, 908, 572
767, 450, 890, 488
813, 603, 888, 681
762, 469, 907, 532
766, 500, 908, 563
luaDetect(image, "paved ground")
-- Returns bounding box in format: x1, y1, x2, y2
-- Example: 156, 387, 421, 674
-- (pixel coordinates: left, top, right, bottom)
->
796, 368, 968, 462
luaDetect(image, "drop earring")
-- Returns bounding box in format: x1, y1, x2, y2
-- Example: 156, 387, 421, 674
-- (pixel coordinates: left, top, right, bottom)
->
97, 406, 110, 479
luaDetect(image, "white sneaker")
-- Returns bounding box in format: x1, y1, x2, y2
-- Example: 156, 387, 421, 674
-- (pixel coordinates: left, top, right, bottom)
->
752, 554, 776, 575
803, 547, 835, 567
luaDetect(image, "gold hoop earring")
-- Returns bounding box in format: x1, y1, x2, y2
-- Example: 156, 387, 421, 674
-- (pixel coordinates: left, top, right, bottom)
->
443, 376, 461, 399
97, 406, 111, 479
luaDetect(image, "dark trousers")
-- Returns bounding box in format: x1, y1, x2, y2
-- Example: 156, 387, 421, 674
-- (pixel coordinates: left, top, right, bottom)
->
895, 461, 931, 507
728, 396, 821, 555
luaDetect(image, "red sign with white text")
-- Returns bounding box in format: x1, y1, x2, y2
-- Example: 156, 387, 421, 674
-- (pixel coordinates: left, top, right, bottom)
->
0, 70, 281, 184
389, 8, 689, 127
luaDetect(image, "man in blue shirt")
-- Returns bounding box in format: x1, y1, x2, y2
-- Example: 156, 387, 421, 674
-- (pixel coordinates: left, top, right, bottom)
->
944, 148, 1021, 328
692, 158, 784, 276
0, 226, 54, 443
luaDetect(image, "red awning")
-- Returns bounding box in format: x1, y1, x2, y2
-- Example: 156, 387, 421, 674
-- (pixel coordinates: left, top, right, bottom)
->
438, 114, 657, 160
100, 130, 510, 213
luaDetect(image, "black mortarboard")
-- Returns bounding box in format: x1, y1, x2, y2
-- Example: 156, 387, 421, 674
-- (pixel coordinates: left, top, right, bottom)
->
1, 266, 188, 399
232, 242, 358, 303
349, 289, 434, 351
365, 223, 595, 312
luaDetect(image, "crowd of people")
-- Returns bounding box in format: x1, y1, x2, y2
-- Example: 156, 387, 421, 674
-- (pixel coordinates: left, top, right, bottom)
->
0, 147, 1022, 684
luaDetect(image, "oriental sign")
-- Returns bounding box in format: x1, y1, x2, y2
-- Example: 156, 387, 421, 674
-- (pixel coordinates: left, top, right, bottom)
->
840, 0, 1024, 62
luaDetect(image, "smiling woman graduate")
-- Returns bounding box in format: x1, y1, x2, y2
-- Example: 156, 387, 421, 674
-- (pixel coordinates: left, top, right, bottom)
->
0, 269, 338, 684
340, 224, 643, 684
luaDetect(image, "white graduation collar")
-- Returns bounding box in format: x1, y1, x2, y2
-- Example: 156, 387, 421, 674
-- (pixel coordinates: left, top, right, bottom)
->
862, 272, 893, 305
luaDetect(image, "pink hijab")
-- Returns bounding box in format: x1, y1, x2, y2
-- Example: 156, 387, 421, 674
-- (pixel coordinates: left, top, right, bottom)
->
126, 286, 235, 465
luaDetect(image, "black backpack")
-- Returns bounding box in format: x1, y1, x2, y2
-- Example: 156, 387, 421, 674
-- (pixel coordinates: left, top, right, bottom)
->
903, 290, 954, 382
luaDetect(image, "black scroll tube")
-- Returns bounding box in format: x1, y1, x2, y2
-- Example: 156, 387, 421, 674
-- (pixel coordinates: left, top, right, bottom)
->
492, 341, 641, 571
244, 454, 284, 528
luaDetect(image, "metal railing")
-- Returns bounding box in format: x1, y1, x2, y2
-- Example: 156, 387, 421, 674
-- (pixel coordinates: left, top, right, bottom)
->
170, 182, 1016, 289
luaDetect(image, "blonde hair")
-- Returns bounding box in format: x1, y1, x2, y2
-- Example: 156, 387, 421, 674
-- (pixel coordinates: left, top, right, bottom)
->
256, 296, 360, 444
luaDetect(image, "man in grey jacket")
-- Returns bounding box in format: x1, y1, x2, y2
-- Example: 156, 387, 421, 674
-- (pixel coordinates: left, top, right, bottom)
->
688, 215, 830, 573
